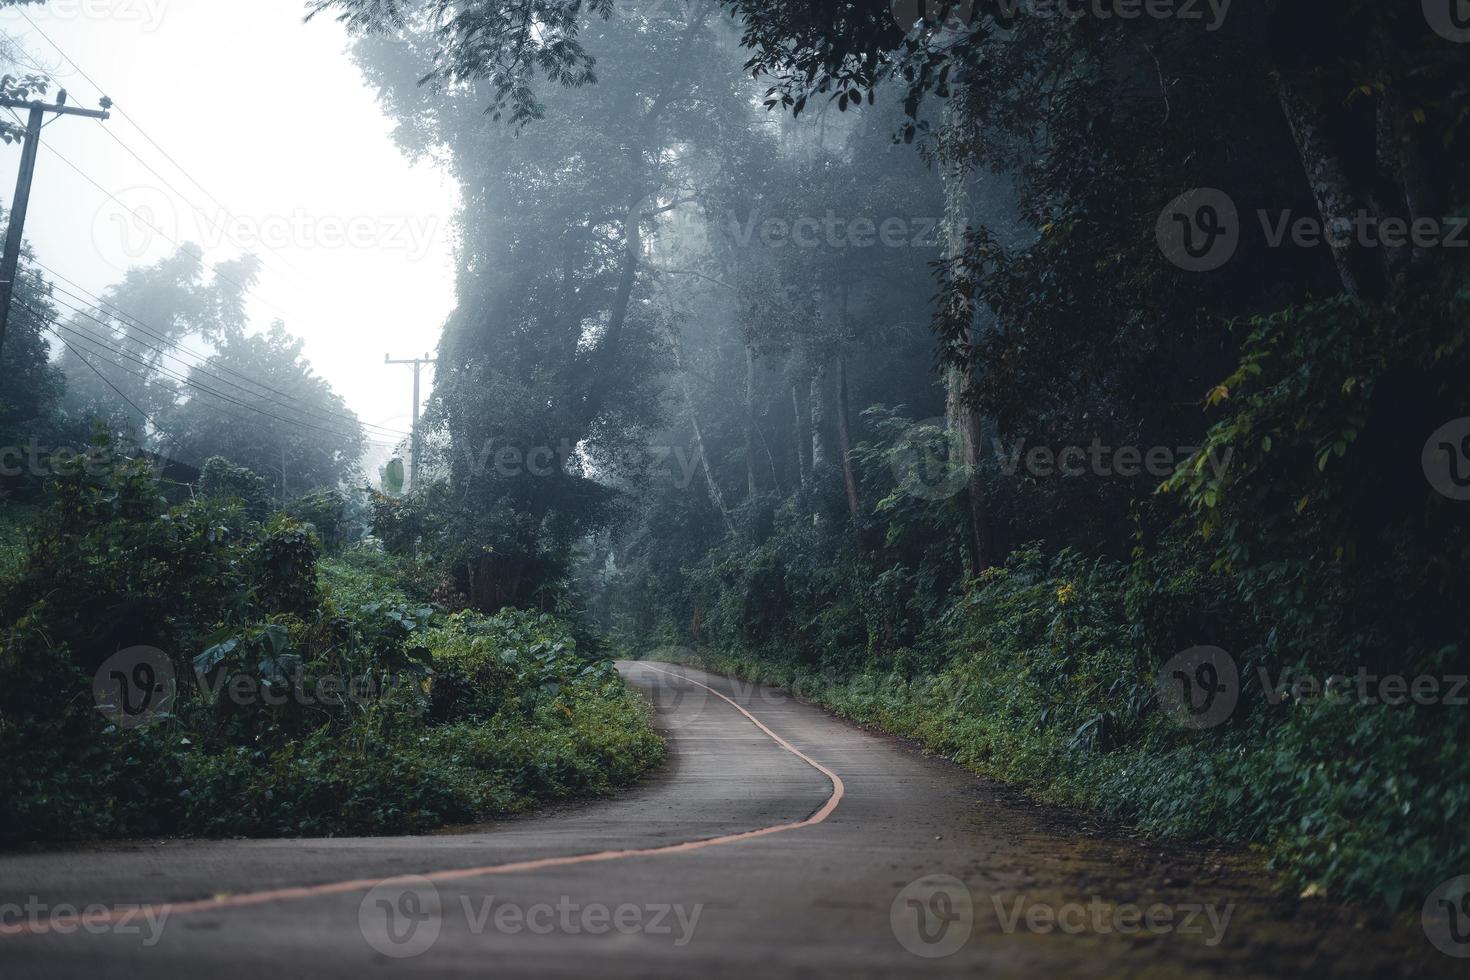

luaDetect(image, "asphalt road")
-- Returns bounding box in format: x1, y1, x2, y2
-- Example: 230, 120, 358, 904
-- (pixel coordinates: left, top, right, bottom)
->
0, 662, 1455, 978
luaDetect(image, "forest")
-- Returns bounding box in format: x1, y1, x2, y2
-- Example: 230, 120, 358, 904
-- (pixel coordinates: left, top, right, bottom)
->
1, 1, 1468, 976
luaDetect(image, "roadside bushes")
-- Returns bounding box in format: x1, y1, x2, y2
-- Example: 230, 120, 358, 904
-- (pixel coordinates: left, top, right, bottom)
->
0, 451, 662, 846
285, 488, 354, 552
678, 542, 1469, 909
424, 608, 614, 722
198, 455, 272, 520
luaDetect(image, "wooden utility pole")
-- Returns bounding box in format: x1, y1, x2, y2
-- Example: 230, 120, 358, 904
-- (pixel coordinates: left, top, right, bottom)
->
385, 352, 436, 488
0, 92, 111, 367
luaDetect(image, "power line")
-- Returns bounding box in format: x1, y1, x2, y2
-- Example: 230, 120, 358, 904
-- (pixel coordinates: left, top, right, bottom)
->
44, 292, 403, 445
37, 138, 366, 364
29, 260, 411, 439
91, 123, 312, 295
34, 295, 401, 449
11, 5, 313, 291
3, 19, 424, 457
30, 315, 190, 458
2, 101, 410, 445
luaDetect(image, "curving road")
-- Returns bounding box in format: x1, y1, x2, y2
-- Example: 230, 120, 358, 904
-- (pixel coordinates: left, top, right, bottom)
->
0, 662, 1454, 978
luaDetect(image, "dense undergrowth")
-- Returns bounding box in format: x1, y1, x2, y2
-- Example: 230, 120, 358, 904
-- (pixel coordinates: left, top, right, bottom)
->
637, 539, 1468, 911
0, 451, 661, 845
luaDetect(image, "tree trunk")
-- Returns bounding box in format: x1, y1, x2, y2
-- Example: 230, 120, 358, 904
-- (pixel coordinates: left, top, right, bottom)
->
940, 89, 999, 575
581, 197, 642, 424
945, 365, 991, 573
808, 362, 829, 527
744, 346, 757, 498
791, 382, 808, 490
673, 340, 735, 537
939, 89, 993, 574
579, 4, 711, 426
835, 350, 863, 536
1271, 69, 1382, 301
809, 363, 828, 474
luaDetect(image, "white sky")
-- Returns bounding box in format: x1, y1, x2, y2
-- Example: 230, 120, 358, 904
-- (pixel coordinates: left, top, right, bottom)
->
0, 0, 457, 458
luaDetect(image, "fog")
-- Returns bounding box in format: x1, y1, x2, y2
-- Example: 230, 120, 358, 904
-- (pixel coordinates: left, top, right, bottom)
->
0, 3, 1466, 977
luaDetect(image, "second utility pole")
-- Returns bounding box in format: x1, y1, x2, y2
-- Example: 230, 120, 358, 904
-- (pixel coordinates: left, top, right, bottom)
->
386, 352, 436, 489
0, 91, 111, 368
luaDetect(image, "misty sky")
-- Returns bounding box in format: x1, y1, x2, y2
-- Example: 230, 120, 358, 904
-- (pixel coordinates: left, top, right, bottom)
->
0, 0, 457, 460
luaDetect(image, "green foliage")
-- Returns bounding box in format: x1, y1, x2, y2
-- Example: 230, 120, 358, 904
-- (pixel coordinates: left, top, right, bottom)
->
367, 487, 428, 555
252, 513, 325, 618
310, 0, 1470, 916
425, 608, 615, 721
0, 455, 662, 845
285, 489, 354, 552
675, 543, 1470, 909
319, 544, 434, 607
162, 321, 367, 494
199, 455, 272, 520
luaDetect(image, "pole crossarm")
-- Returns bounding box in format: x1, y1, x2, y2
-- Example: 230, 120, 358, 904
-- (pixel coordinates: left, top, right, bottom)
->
0, 97, 111, 120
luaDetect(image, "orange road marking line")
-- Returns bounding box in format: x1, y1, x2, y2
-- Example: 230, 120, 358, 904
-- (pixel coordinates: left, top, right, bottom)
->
1, 663, 844, 938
